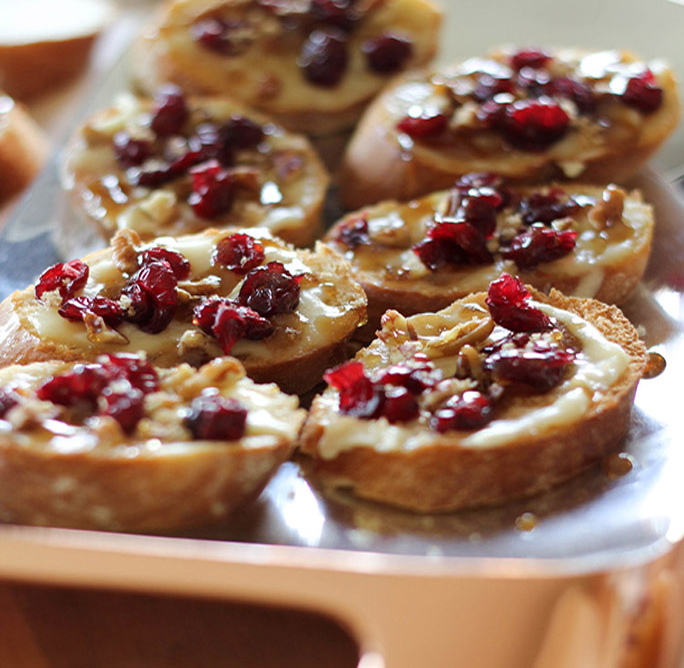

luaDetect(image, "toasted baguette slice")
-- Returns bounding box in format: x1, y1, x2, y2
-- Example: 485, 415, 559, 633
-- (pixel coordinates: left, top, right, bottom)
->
0, 228, 367, 395
0, 0, 114, 100
63, 90, 329, 248
300, 279, 646, 512
0, 354, 304, 531
132, 0, 442, 137
340, 47, 681, 209
326, 178, 654, 338
0, 94, 47, 203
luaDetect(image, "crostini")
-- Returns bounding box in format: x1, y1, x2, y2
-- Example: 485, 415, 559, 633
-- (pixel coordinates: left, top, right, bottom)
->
63, 89, 329, 247
0, 353, 304, 531
326, 174, 654, 337
340, 47, 680, 208
0, 227, 367, 395
300, 275, 646, 512
133, 0, 443, 137
0, 93, 47, 203
0, 0, 114, 100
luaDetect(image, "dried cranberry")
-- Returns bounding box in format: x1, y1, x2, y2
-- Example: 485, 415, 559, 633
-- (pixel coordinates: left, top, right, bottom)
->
221, 116, 264, 150
216, 302, 273, 353
412, 236, 464, 271
324, 361, 382, 418
472, 73, 515, 103
36, 356, 158, 431
237, 262, 302, 317
309, 0, 356, 31
516, 67, 551, 97
102, 353, 159, 395
122, 261, 178, 333
485, 274, 551, 332
483, 337, 575, 392
377, 360, 438, 394
168, 146, 210, 174
621, 70, 663, 113
450, 174, 513, 219
362, 33, 412, 74
299, 28, 348, 87
510, 48, 552, 70
100, 387, 145, 433
192, 17, 229, 52
113, 132, 151, 168
150, 86, 188, 137
184, 393, 247, 440
459, 187, 503, 237
58, 295, 124, 327
134, 144, 209, 188
213, 233, 265, 274
37, 363, 108, 408
550, 76, 595, 114
119, 282, 153, 325
35, 259, 89, 302
434, 221, 492, 263
335, 215, 370, 249
0, 389, 17, 419
477, 99, 508, 128
503, 226, 577, 270
381, 386, 419, 423
396, 111, 448, 138
195, 122, 231, 166
413, 220, 492, 270
498, 99, 570, 151
518, 190, 579, 226
191, 17, 248, 56
431, 391, 494, 432
188, 160, 235, 218
192, 298, 222, 334
140, 247, 191, 280
193, 299, 273, 354
135, 166, 175, 189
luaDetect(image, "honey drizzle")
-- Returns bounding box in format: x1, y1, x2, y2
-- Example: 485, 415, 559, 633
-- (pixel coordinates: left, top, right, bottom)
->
643, 351, 666, 379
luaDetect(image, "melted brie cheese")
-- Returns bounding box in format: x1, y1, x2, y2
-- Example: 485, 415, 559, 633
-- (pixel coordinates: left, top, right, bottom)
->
27, 229, 362, 367
315, 299, 631, 458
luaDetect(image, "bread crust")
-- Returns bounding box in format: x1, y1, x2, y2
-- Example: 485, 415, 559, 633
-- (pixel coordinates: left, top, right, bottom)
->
339, 50, 681, 209
132, 0, 442, 137
326, 183, 654, 339
0, 95, 47, 203
299, 289, 647, 512
63, 93, 329, 247
0, 433, 292, 532
0, 230, 368, 396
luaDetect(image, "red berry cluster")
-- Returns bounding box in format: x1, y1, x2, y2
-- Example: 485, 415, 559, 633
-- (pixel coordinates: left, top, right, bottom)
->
36, 354, 160, 434
194, 236, 303, 353
324, 275, 576, 432
412, 175, 579, 272
413, 173, 507, 269
333, 214, 370, 249
184, 392, 247, 441
112, 87, 265, 219
397, 47, 664, 151
192, 0, 413, 88
37, 246, 190, 335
